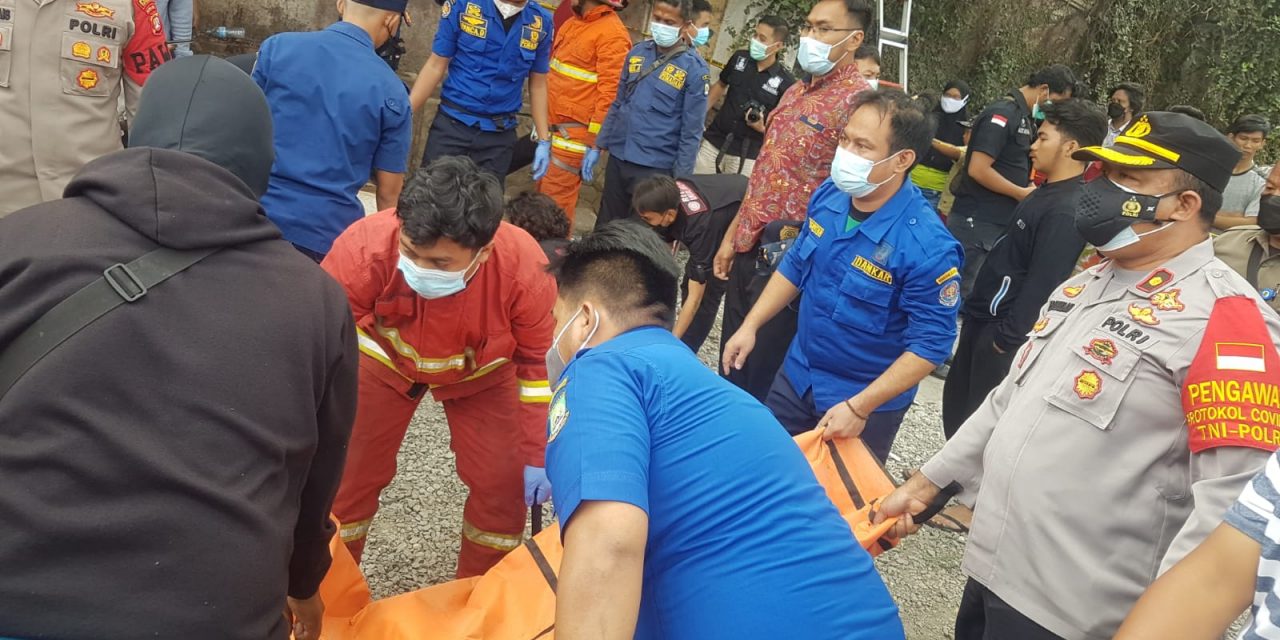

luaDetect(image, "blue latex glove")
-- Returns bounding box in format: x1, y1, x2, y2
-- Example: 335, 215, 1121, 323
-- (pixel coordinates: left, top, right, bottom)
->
532, 140, 552, 181
581, 147, 601, 181
524, 465, 552, 506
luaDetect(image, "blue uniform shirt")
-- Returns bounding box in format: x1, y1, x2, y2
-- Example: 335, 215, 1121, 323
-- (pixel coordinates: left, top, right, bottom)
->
254, 22, 412, 255
778, 180, 962, 413
433, 0, 552, 130
595, 41, 708, 176
546, 327, 904, 640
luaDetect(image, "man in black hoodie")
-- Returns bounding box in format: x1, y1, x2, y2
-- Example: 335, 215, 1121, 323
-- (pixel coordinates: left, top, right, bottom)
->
0, 56, 357, 640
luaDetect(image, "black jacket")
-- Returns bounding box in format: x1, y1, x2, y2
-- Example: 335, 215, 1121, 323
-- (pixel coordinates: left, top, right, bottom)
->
0, 147, 357, 638
963, 177, 1087, 351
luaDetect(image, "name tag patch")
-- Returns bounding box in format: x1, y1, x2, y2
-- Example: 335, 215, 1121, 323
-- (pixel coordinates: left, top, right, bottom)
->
853, 256, 892, 285
629, 56, 643, 73
659, 64, 686, 90
461, 3, 486, 38
807, 217, 824, 238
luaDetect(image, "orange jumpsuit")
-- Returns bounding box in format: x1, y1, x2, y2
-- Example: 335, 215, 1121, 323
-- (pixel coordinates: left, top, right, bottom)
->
322, 212, 556, 577
538, 4, 631, 223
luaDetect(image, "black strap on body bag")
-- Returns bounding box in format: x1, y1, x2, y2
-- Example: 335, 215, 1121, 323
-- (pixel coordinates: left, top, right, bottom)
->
624, 43, 688, 97
0, 246, 219, 402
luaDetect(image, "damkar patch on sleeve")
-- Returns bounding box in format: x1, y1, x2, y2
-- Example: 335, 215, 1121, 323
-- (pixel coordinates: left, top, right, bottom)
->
1182, 296, 1280, 453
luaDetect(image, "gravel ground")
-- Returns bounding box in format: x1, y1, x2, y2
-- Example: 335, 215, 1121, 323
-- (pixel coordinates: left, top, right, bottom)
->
358, 290, 968, 639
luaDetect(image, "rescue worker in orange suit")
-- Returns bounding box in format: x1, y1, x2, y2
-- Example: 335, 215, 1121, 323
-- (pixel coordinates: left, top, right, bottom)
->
538, 0, 631, 224
322, 156, 557, 577
0, 0, 172, 217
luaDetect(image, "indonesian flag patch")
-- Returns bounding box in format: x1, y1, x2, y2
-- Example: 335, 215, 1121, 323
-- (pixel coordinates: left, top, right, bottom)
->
1182, 296, 1280, 453
990, 114, 1008, 128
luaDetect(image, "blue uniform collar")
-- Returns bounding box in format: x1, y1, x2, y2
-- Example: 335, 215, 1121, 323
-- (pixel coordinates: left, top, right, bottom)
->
831, 180, 923, 245
328, 21, 375, 49
567, 325, 671, 365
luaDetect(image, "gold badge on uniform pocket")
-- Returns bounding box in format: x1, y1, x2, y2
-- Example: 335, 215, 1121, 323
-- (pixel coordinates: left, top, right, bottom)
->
72, 41, 91, 59
76, 68, 100, 90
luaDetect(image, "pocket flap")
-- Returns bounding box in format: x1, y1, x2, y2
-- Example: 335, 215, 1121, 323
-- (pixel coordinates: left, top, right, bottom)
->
61, 33, 119, 69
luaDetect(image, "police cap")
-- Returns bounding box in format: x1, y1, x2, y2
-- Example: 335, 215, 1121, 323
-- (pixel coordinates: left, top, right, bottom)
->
1072, 111, 1241, 193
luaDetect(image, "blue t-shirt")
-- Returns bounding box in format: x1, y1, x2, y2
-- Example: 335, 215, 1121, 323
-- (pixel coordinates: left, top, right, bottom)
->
777, 179, 962, 413
546, 327, 904, 640
253, 22, 413, 255
1226, 451, 1280, 639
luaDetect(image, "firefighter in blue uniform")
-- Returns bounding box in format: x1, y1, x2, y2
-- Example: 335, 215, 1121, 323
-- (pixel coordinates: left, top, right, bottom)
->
584, 0, 709, 228
410, 0, 553, 183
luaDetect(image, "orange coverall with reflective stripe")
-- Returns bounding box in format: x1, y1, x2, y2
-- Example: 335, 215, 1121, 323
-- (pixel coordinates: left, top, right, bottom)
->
321, 211, 556, 577
538, 4, 631, 223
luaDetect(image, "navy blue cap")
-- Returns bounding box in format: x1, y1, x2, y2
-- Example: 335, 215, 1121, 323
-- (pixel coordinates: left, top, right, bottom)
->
354, 0, 408, 12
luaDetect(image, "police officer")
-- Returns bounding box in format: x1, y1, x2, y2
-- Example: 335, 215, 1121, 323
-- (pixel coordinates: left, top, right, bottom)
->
722, 90, 961, 462
698, 15, 794, 176
880, 112, 1280, 640
1215, 162, 1280, 313
253, 0, 415, 261
948, 64, 1076, 299
545, 220, 905, 640
411, 0, 553, 183
584, 0, 709, 228
632, 173, 749, 351
0, 0, 171, 217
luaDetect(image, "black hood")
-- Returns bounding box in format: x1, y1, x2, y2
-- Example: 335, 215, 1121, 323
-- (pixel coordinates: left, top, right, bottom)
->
128, 55, 274, 198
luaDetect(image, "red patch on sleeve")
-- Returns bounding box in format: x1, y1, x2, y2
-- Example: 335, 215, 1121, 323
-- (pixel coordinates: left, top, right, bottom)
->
1182, 296, 1280, 453
122, 0, 172, 85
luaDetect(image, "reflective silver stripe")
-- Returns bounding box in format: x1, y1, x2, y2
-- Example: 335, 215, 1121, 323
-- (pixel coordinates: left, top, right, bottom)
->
550, 58, 599, 83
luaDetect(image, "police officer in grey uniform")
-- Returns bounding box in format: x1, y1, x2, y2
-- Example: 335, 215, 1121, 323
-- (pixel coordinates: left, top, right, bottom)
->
879, 112, 1280, 640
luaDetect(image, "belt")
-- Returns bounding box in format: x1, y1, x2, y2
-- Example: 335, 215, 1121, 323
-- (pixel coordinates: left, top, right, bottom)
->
440, 98, 518, 131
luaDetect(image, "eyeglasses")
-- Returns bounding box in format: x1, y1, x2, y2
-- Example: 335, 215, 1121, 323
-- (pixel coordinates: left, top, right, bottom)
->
798, 24, 860, 38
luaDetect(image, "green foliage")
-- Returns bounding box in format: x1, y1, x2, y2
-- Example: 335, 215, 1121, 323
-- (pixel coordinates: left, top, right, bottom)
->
727, 0, 1280, 162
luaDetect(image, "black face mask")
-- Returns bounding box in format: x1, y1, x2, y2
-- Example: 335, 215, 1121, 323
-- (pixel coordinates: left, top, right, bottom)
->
1073, 177, 1166, 248
1259, 195, 1280, 234
1107, 102, 1126, 120
376, 19, 407, 70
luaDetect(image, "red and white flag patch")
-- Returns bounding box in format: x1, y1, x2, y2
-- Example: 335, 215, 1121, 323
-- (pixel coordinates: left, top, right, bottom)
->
1217, 343, 1268, 372
1182, 296, 1280, 453
990, 114, 1008, 128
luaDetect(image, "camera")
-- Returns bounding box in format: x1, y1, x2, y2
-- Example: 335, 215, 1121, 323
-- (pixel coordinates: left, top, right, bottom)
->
744, 99, 768, 124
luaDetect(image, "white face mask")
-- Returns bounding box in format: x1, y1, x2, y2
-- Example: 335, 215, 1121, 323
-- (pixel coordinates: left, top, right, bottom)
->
494, 0, 524, 19
865, 77, 879, 90
397, 251, 482, 299
545, 307, 600, 383
940, 96, 968, 114
830, 145, 900, 197
1094, 220, 1175, 253
797, 31, 857, 77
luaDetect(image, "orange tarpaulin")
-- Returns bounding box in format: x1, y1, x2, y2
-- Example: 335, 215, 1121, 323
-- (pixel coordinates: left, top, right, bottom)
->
313, 432, 899, 640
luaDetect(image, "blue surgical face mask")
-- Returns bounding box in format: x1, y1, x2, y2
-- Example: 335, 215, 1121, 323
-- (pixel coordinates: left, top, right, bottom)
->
397, 251, 481, 299
693, 25, 711, 46
650, 21, 681, 48
797, 31, 857, 77
545, 307, 600, 383
749, 38, 773, 61
830, 145, 900, 197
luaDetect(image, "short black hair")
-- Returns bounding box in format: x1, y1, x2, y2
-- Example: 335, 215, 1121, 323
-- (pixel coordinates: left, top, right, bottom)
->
1109, 82, 1145, 114
552, 220, 681, 328
851, 88, 937, 161
506, 191, 570, 242
632, 175, 681, 215
1229, 114, 1272, 136
1166, 104, 1206, 121
840, 0, 873, 31
1173, 170, 1224, 225
1040, 99, 1107, 148
854, 43, 880, 64
654, 0, 693, 21
397, 156, 503, 249
690, 0, 712, 16
757, 14, 788, 43
1026, 64, 1077, 95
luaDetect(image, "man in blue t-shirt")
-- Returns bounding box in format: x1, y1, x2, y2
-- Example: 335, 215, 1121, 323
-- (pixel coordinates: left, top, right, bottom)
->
544, 220, 903, 640
253, 0, 414, 261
